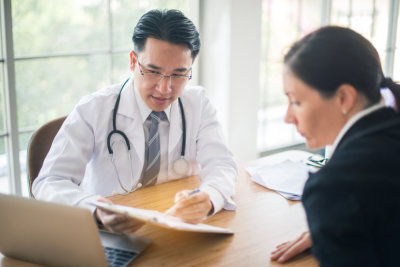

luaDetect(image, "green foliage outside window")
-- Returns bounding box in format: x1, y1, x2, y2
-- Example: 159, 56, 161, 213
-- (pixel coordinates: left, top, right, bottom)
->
10, 0, 188, 153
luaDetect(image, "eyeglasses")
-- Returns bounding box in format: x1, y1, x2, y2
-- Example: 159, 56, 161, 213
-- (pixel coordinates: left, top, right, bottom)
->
137, 61, 192, 86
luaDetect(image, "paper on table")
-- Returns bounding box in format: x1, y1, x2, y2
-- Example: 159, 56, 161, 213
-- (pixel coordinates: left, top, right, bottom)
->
93, 201, 233, 234
248, 160, 313, 200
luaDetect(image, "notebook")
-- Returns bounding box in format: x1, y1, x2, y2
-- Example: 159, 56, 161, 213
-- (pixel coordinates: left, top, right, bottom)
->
0, 193, 151, 267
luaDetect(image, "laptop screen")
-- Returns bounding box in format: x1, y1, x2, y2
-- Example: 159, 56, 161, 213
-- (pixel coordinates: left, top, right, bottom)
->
0, 193, 151, 267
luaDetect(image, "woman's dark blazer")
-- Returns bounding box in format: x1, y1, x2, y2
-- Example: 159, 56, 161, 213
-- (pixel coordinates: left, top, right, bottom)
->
303, 107, 400, 267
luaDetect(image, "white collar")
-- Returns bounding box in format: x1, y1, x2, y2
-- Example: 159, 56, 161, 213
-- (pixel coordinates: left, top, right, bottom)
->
326, 98, 386, 158
133, 82, 171, 124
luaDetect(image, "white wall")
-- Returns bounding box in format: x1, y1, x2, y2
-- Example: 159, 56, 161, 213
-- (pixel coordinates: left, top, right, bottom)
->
199, 0, 261, 162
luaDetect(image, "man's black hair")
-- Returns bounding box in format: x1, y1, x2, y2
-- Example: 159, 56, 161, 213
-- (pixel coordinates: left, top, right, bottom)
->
132, 9, 200, 60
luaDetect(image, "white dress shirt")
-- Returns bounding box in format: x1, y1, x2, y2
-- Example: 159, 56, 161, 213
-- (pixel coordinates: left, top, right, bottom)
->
134, 85, 171, 182
325, 98, 386, 159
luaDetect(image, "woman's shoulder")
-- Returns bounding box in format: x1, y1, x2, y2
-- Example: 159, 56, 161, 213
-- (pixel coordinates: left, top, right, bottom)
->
304, 138, 400, 199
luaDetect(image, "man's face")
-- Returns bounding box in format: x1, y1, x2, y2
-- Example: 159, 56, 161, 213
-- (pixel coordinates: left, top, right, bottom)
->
130, 38, 193, 112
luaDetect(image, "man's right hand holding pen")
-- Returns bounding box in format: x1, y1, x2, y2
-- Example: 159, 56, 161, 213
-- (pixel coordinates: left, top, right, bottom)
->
166, 188, 214, 224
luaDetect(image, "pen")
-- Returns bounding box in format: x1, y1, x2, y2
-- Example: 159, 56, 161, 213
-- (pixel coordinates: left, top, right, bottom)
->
187, 188, 200, 197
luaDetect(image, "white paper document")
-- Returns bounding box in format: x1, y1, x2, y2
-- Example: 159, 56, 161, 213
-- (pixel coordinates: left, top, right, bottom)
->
93, 201, 233, 234
247, 160, 315, 200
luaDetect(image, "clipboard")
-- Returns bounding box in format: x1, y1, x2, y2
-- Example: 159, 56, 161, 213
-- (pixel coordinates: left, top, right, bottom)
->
93, 201, 233, 234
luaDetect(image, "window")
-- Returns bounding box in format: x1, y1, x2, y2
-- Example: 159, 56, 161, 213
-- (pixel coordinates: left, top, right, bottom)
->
393, 2, 400, 81
258, 0, 398, 153
259, 0, 321, 151
395, 28, 400, 81
330, 0, 389, 69
0, 24, 8, 193
1, 0, 196, 196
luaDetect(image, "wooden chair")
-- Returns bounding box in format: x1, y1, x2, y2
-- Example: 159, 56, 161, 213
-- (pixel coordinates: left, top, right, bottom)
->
27, 116, 67, 197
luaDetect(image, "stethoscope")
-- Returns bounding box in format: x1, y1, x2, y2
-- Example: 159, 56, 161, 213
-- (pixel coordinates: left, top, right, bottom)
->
107, 78, 189, 193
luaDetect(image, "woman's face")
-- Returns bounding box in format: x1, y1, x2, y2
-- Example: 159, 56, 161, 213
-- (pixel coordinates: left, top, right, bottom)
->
283, 68, 346, 149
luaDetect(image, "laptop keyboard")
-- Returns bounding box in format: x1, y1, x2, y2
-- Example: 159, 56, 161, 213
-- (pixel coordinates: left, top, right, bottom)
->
104, 246, 138, 267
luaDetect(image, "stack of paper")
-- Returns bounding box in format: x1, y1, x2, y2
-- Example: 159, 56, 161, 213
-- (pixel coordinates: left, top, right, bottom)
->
246, 160, 316, 200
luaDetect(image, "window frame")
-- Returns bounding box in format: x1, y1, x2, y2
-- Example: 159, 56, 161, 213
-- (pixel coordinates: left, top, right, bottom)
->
258, 0, 399, 154
1, 0, 199, 196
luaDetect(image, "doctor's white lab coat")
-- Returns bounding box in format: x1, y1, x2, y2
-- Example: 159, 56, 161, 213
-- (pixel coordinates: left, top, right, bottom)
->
32, 79, 237, 214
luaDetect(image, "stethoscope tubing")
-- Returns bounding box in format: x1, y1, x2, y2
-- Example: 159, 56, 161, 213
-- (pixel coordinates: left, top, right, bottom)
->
107, 78, 188, 193
107, 77, 186, 156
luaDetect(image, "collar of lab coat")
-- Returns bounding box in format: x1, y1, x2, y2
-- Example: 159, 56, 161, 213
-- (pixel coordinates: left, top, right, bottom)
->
116, 77, 184, 168
132, 82, 172, 124
117, 76, 173, 121
168, 95, 184, 159
114, 77, 145, 169
117, 77, 137, 119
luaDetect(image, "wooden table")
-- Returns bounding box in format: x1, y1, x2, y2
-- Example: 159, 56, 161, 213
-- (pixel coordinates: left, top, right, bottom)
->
108, 150, 318, 266
0, 150, 318, 266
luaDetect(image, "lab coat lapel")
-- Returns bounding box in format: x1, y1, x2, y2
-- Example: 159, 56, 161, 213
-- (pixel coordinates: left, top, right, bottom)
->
168, 99, 183, 167
130, 110, 145, 174
118, 79, 145, 171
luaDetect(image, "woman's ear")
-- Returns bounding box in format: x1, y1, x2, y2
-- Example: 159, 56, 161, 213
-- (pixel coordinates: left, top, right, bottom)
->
336, 84, 358, 116
129, 51, 137, 72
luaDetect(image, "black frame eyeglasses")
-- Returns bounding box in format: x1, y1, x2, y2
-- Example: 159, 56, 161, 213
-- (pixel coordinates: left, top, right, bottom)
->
137, 61, 192, 86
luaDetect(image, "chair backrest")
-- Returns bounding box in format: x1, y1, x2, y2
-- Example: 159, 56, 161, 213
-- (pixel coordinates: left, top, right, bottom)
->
27, 116, 67, 197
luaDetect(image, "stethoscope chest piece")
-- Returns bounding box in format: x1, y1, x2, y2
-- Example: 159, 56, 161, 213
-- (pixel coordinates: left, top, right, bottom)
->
173, 157, 190, 175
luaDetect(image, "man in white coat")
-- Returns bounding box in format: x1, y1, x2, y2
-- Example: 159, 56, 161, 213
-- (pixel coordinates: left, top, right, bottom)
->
32, 9, 237, 233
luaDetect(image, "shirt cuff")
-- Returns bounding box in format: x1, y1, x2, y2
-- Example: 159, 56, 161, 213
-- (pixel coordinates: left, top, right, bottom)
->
78, 195, 100, 214
199, 184, 236, 216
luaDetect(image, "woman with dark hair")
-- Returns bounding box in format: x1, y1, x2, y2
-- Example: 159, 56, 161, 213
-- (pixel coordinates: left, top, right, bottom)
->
270, 26, 400, 266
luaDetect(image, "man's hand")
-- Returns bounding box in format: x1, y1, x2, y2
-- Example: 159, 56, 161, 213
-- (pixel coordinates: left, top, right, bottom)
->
95, 196, 144, 234
270, 231, 312, 263
165, 189, 213, 224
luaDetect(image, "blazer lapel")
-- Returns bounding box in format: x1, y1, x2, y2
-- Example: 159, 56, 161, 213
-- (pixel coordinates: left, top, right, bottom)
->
337, 108, 399, 152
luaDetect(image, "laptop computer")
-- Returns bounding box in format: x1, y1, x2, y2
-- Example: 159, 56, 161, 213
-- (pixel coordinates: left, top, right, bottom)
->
0, 193, 151, 267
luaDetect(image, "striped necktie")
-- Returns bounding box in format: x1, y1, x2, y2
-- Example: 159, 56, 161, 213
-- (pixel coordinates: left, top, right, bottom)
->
142, 111, 166, 186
